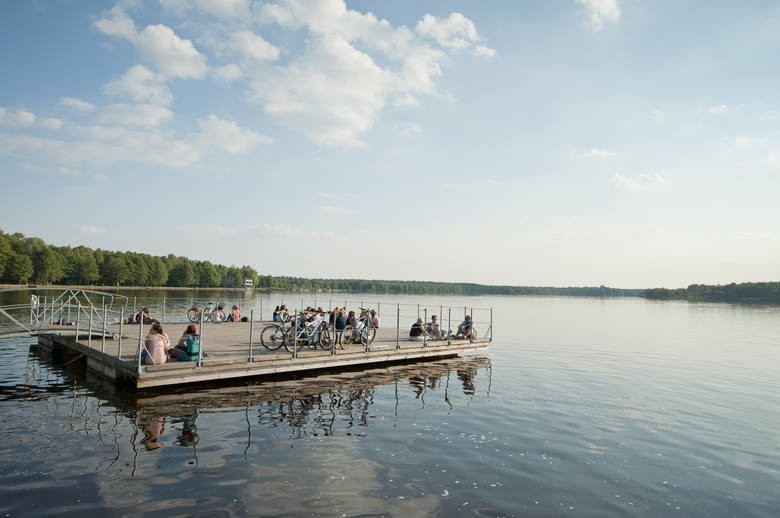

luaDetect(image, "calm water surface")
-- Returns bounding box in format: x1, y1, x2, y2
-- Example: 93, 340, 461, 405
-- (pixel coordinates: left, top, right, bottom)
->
1, 293, 780, 517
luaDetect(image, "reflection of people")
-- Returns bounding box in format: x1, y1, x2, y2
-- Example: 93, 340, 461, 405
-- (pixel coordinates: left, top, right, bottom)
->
175, 410, 199, 447
141, 415, 166, 451
170, 324, 200, 361
458, 369, 476, 395
143, 321, 170, 365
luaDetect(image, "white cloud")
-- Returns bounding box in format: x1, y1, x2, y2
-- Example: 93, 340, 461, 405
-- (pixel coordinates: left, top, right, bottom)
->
416, 13, 494, 55
194, 114, 274, 152
229, 30, 281, 61
611, 173, 666, 192
94, 8, 207, 79
136, 24, 207, 79
263, 223, 306, 238
61, 97, 95, 112
103, 65, 173, 105
212, 64, 243, 82
100, 103, 174, 126
582, 148, 614, 159
651, 109, 665, 123
245, 1, 490, 147
576, 0, 621, 32
0, 107, 36, 127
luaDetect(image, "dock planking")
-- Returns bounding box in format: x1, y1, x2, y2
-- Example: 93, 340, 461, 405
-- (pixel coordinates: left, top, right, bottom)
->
37, 320, 490, 389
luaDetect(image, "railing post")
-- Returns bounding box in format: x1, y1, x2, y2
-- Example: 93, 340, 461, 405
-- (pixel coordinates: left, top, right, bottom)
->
293, 310, 298, 359
75, 302, 81, 340
197, 310, 204, 368
133, 297, 137, 318
490, 307, 493, 342
118, 309, 124, 359
162, 296, 166, 323
396, 303, 400, 350
470, 307, 474, 342
423, 307, 427, 347
248, 309, 254, 363
101, 303, 107, 353
88, 305, 94, 349
137, 316, 143, 374
448, 307, 452, 345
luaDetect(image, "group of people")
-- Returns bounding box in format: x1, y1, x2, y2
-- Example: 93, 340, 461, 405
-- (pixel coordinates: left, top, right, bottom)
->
409, 314, 474, 341
142, 321, 201, 365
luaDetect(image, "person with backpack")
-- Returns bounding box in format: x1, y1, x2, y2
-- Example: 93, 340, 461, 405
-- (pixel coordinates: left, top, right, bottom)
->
169, 324, 201, 361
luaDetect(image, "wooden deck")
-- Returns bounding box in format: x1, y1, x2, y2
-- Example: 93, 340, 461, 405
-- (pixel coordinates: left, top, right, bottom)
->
37, 320, 490, 389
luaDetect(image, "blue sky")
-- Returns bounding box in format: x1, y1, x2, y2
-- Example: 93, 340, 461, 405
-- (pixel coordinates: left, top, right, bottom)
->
1, 0, 779, 288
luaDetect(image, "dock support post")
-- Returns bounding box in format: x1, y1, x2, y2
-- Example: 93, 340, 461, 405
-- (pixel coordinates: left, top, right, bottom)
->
396, 303, 400, 350
248, 309, 254, 363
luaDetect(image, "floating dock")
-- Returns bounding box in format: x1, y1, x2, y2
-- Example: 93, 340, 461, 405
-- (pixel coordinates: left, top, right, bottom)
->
37, 321, 490, 389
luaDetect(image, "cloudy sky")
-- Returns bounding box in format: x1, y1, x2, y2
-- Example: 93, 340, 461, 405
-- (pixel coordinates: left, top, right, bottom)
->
1, 0, 779, 289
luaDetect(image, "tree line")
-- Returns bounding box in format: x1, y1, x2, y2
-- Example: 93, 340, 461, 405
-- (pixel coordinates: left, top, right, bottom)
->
644, 282, 780, 303
0, 229, 258, 288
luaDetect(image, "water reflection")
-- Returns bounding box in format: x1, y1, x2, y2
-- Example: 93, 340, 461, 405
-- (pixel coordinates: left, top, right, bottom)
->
25, 343, 490, 448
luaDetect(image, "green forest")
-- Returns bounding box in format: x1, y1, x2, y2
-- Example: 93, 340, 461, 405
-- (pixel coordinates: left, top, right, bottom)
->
2, 229, 778, 302
644, 282, 780, 303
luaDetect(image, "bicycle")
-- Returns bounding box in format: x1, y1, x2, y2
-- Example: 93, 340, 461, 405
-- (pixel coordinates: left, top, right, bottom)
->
282, 311, 332, 352
341, 308, 376, 346
186, 300, 227, 323
260, 317, 293, 351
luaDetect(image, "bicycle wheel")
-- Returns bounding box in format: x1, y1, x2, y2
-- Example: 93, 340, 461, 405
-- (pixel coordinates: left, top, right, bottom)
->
360, 327, 376, 346
260, 324, 285, 351
316, 328, 332, 350
341, 326, 354, 345
186, 308, 200, 323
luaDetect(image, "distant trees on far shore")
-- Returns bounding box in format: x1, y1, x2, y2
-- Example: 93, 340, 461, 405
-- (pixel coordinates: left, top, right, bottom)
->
644, 282, 780, 304
2, 229, 777, 303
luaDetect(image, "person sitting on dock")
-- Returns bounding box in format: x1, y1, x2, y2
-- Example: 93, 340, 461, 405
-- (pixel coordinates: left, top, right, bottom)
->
426, 315, 446, 339
169, 324, 200, 361
409, 317, 430, 341
272, 306, 281, 322
278, 305, 290, 322
143, 321, 170, 365
370, 309, 380, 328
455, 315, 474, 339
346, 310, 357, 327
128, 308, 157, 325
227, 305, 241, 322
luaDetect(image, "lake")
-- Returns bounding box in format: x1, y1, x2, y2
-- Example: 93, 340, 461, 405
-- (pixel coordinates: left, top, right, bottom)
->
1, 292, 779, 517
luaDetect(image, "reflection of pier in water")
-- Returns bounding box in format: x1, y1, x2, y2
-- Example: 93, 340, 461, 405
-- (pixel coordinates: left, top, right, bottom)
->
22, 347, 491, 513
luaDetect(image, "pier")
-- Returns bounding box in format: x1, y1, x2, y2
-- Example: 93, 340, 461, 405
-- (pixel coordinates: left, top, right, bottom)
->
2, 288, 492, 389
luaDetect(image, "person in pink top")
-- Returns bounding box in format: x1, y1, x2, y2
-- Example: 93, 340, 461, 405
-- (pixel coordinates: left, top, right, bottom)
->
143, 321, 170, 365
